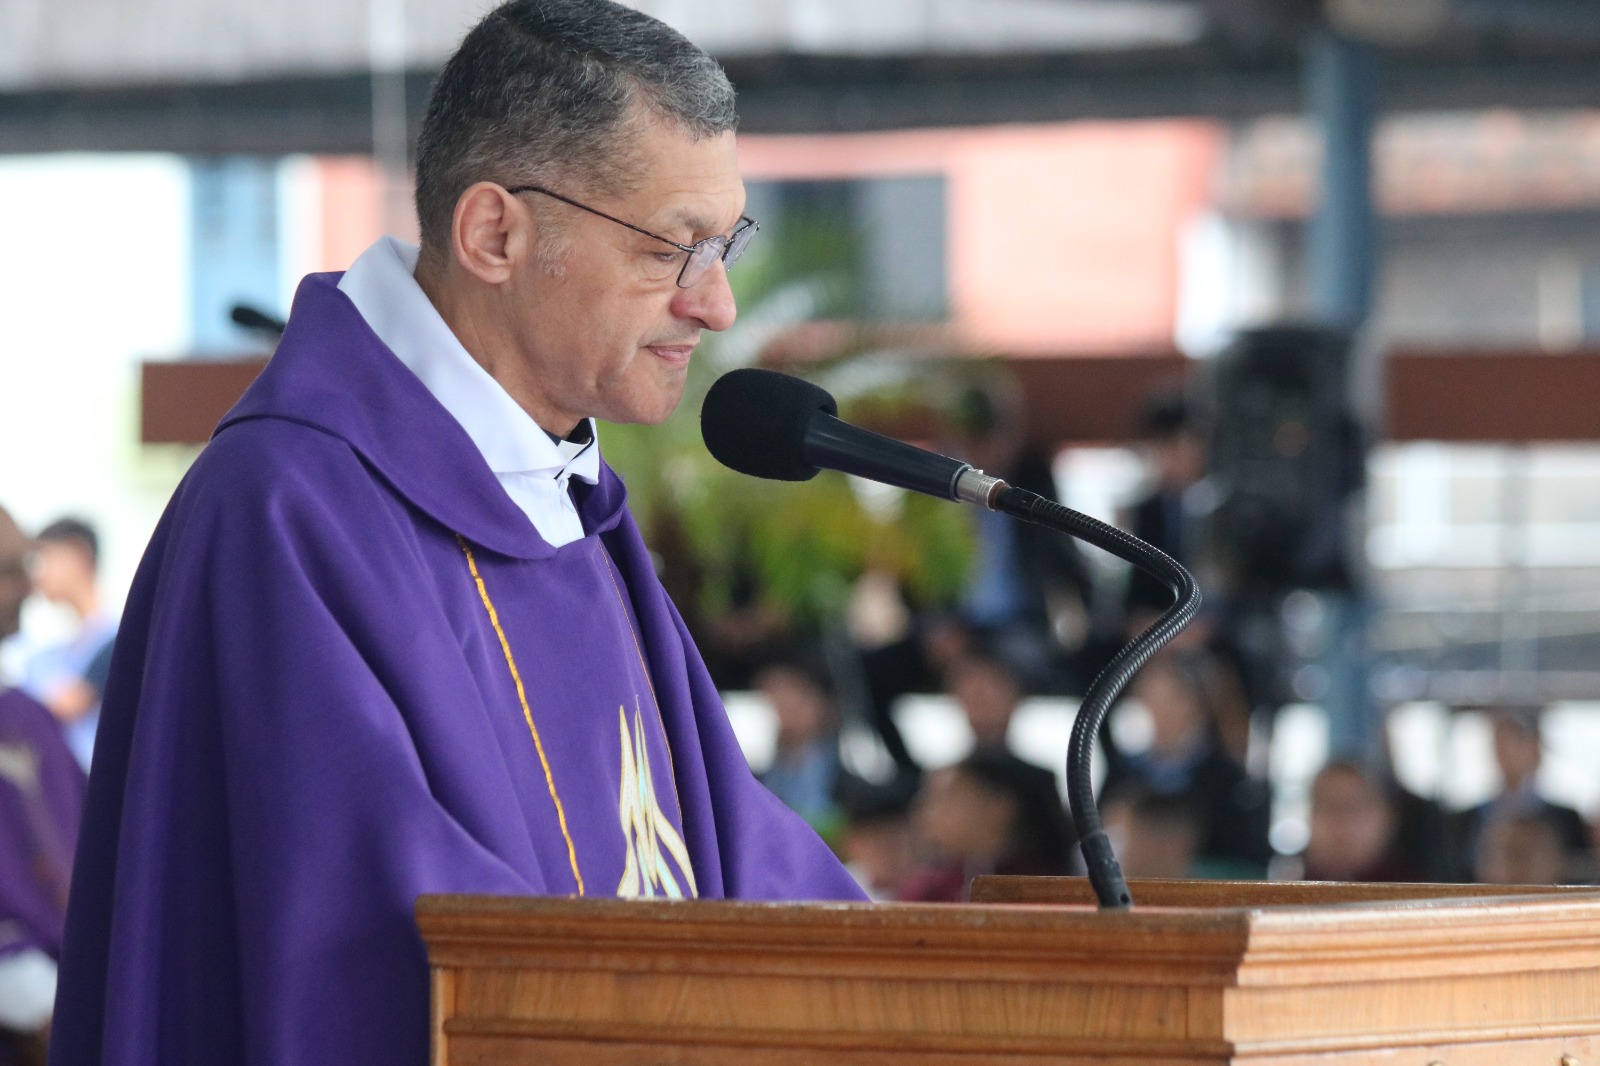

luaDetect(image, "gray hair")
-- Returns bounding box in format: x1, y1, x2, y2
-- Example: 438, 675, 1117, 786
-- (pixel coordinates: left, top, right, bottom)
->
413, 0, 738, 259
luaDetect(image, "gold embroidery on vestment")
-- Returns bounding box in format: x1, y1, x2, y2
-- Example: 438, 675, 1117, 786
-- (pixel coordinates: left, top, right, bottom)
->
616, 702, 697, 899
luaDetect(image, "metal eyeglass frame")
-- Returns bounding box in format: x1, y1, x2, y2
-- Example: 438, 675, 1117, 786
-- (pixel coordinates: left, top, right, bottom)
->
505, 183, 758, 289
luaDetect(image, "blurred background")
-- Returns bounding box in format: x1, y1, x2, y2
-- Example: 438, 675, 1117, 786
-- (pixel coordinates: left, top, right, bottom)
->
5, 0, 1600, 906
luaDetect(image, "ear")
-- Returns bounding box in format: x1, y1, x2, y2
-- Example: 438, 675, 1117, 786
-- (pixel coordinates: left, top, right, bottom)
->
449, 182, 532, 284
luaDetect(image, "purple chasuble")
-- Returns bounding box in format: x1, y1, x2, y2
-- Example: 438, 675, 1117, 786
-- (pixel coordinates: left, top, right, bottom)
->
51, 273, 864, 1066
0, 688, 85, 962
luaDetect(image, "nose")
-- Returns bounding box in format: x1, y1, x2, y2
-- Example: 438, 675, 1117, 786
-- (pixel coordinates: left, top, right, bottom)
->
672, 259, 738, 333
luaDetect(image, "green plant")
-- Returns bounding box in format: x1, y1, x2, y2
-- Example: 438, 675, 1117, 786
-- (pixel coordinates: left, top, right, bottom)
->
601, 231, 976, 630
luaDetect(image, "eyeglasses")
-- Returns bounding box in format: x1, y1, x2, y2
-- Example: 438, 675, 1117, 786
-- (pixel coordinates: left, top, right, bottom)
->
505, 183, 758, 289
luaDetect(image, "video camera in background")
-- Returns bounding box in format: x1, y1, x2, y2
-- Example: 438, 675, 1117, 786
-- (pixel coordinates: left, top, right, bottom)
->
1206, 324, 1366, 595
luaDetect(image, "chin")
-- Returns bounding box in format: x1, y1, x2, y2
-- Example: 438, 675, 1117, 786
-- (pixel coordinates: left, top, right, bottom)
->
609, 394, 684, 427
642, 384, 691, 425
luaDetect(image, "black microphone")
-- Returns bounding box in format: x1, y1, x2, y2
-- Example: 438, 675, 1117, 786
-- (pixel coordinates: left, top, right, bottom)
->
230, 304, 287, 337
700, 368, 1002, 505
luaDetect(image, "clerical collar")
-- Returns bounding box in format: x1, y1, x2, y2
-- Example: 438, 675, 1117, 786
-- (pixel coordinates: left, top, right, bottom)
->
549, 420, 595, 447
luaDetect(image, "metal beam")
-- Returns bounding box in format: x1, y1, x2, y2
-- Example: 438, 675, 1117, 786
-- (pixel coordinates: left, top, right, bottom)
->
1453, 0, 1600, 40
4, 45, 1600, 156
0, 72, 434, 157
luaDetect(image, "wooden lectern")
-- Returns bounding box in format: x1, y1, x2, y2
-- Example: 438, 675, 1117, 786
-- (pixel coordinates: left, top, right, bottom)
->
418, 879, 1600, 1064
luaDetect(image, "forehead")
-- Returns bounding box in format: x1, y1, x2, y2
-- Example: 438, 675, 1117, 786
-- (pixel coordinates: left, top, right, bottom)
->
36, 537, 92, 561
618, 121, 744, 235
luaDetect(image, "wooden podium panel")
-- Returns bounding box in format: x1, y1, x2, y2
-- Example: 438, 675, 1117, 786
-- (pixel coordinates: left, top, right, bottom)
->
417, 881, 1600, 1065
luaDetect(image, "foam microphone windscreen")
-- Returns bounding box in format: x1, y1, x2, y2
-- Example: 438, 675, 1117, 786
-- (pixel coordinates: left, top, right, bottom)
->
700, 368, 839, 481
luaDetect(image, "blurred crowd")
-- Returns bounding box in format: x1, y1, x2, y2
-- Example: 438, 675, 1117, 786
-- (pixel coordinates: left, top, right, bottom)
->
747, 630, 1600, 904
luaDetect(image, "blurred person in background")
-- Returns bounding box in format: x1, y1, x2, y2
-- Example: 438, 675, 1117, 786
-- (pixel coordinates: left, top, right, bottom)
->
832, 772, 918, 901
1445, 707, 1591, 883
754, 649, 842, 836
947, 644, 1025, 754
1113, 391, 1265, 772
1099, 650, 1271, 877
901, 750, 1076, 902
1370, 720, 1451, 882
945, 644, 1059, 798
945, 382, 1093, 695
1474, 811, 1571, 886
1121, 390, 1208, 637
1297, 760, 1426, 883
51, 4, 865, 1064
18, 519, 115, 772
1101, 787, 1205, 880
0, 506, 88, 1063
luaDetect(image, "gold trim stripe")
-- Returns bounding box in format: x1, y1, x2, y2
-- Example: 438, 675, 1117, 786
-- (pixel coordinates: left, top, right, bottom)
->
457, 535, 585, 895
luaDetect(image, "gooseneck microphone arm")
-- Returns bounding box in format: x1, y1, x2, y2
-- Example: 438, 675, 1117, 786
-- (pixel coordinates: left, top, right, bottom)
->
989, 486, 1201, 909
700, 368, 1201, 909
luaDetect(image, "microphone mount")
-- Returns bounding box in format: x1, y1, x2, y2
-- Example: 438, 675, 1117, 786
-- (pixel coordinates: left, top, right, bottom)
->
953, 468, 1006, 508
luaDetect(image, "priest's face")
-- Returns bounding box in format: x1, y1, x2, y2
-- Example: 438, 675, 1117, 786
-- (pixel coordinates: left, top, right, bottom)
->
503, 117, 744, 433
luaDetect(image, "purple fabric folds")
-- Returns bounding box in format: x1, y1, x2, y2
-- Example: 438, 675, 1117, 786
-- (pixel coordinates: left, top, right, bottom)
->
50, 273, 863, 1066
0, 688, 85, 962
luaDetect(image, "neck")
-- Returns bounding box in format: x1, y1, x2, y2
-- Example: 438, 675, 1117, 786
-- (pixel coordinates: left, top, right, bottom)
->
972, 731, 1010, 752
413, 257, 579, 438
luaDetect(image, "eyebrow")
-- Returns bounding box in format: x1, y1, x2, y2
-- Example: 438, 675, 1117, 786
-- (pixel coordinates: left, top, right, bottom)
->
667, 208, 741, 239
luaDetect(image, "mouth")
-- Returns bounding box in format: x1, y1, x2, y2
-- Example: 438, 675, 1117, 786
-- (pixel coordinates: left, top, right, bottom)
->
645, 342, 696, 369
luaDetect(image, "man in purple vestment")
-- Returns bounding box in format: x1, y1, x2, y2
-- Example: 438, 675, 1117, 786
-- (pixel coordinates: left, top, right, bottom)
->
51, 4, 864, 1063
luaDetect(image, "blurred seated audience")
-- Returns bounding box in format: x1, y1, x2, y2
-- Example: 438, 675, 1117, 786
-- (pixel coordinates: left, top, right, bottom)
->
1099, 651, 1272, 877
1445, 706, 1592, 883
753, 650, 843, 837
1475, 811, 1571, 886
833, 773, 919, 901
900, 751, 1076, 902
1297, 760, 1427, 883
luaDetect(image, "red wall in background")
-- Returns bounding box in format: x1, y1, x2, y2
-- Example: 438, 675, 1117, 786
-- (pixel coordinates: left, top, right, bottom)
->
738, 121, 1222, 356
